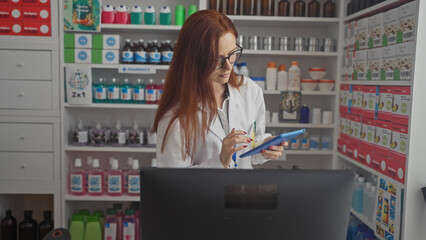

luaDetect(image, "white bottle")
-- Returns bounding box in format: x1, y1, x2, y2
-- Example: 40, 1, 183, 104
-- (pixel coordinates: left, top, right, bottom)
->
73, 120, 88, 146
363, 182, 372, 218
367, 186, 377, 222
239, 62, 249, 77
277, 64, 289, 90
265, 62, 277, 91
233, 63, 240, 75
151, 158, 158, 167
288, 61, 301, 91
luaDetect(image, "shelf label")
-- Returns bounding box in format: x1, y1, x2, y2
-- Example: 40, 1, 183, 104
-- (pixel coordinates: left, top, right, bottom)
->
118, 65, 156, 74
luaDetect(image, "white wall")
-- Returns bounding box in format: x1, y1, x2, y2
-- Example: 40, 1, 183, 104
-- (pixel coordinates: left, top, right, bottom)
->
402, 0, 426, 239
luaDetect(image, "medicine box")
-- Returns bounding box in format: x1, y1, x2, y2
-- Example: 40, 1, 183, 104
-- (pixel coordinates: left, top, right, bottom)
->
372, 153, 388, 175
22, 0, 50, 7
397, 1, 416, 43
0, 0, 22, 5
339, 84, 352, 113
390, 123, 408, 164
347, 139, 360, 161
343, 23, 349, 51
0, 6, 23, 21
92, 50, 120, 64
395, 41, 415, 80
341, 52, 347, 80
353, 50, 367, 80
367, 48, 381, 81
346, 51, 354, 80
64, 49, 92, 64
92, 34, 120, 49
377, 86, 393, 121
22, 21, 50, 36
392, 86, 411, 126
339, 113, 351, 141
349, 114, 361, 141
0, 21, 23, 35
22, 6, 50, 22
368, 13, 383, 49
64, 33, 92, 49
351, 85, 363, 116
361, 85, 378, 119
383, 8, 398, 46
358, 147, 373, 168
360, 117, 375, 150
337, 138, 349, 156
380, 45, 397, 80
355, 18, 369, 51
386, 157, 406, 184
374, 119, 391, 157
349, 21, 356, 51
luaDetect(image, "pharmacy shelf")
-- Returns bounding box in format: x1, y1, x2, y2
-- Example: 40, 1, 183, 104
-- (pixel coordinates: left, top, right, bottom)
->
266, 123, 335, 129
344, 0, 413, 22
64, 146, 157, 153
229, 16, 339, 28
338, 153, 405, 189
64, 195, 139, 202
351, 208, 375, 231
63, 103, 158, 109
263, 90, 336, 95
243, 50, 338, 57
100, 24, 181, 32
340, 80, 412, 86
89, 64, 170, 70
285, 150, 333, 155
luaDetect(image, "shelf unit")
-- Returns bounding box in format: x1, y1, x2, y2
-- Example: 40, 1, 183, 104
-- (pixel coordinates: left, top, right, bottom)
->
350, 208, 375, 230
341, 80, 412, 86
64, 146, 157, 153
64, 195, 139, 202
266, 123, 335, 128
243, 50, 338, 57
263, 90, 336, 95
64, 103, 158, 109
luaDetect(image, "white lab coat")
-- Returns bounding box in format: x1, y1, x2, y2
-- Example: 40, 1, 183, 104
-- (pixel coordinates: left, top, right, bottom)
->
156, 76, 271, 169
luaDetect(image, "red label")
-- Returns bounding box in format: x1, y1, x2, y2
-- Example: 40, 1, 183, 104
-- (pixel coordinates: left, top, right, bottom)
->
386, 158, 406, 184
22, 0, 50, 7
358, 147, 373, 167
0, 6, 23, 21
22, 21, 50, 36
0, 20, 23, 35
372, 153, 388, 174
22, 6, 50, 22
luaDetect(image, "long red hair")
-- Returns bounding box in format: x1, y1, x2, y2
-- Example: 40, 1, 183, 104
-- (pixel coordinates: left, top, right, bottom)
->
153, 9, 242, 159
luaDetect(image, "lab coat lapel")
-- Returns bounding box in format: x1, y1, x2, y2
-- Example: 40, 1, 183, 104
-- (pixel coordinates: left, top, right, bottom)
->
209, 115, 226, 141
228, 86, 244, 132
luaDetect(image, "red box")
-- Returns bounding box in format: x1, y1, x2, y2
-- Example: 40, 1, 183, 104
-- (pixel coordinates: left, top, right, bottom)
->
0, 20, 22, 35
22, 21, 50, 36
372, 153, 388, 174
386, 158, 406, 184
339, 84, 352, 114
340, 113, 351, 141
22, 6, 50, 22
347, 139, 360, 161
0, 0, 22, 6
351, 85, 364, 116
389, 123, 408, 164
377, 86, 393, 121
360, 117, 375, 150
391, 86, 411, 126
358, 147, 373, 167
338, 138, 350, 156
373, 119, 391, 157
22, 0, 50, 7
361, 85, 379, 119
0, 6, 23, 21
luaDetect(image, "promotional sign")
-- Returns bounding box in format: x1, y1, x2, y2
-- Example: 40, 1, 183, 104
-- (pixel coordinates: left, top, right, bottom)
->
63, 0, 101, 32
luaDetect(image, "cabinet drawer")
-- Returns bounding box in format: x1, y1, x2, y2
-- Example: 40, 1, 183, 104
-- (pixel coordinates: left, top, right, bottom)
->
0, 50, 51, 80
0, 152, 53, 181
0, 123, 53, 152
0, 80, 52, 110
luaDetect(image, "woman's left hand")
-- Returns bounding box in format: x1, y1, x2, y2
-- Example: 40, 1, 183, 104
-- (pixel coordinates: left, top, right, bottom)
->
260, 136, 288, 160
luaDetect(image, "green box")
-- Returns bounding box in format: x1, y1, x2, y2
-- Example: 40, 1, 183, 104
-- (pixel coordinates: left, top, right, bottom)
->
92, 35, 103, 49
64, 49, 75, 63
64, 33, 75, 49
92, 50, 102, 64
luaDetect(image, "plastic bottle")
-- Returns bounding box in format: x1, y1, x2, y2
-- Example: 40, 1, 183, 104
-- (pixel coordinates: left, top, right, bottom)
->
130, 203, 140, 240
294, 0, 306, 17
308, 0, 320, 17
1, 210, 17, 240
19, 210, 37, 240
106, 159, 123, 196
277, 64, 289, 90
104, 208, 117, 240
233, 63, 240, 75
132, 78, 146, 104
110, 121, 126, 146
148, 40, 161, 64
288, 61, 301, 91
101, 5, 115, 24
151, 158, 158, 168
39, 210, 53, 240
352, 173, 359, 209
346, 215, 358, 240
131, 40, 139, 64
299, 104, 310, 123
115, 5, 128, 24
93, 77, 107, 103
84, 215, 102, 240
278, 0, 291, 16
367, 186, 377, 222
120, 78, 133, 104
239, 62, 249, 77
134, 39, 147, 64
78, 209, 89, 227
354, 177, 366, 214
354, 224, 368, 240
363, 182, 372, 218
93, 210, 104, 239
159, 6, 172, 25
69, 215, 84, 240
69, 158, 86, 195
122, 209, 135, 240
121, 39, 134, 64
161, 40, 173, 65
129, 121, 144, 147
87, 159, 104, 196
290, 136, 300, 150
145, 79, 157, 104
243, 0, 257, 15
73, 120, 88, 146
323, 0, 336, 17
127, 159, 140, 196
130, 5, 142, 24
266, 62, 277, 91
157, 79, 165, 103
300, 131, 310, 150
147, 127, 157, 148
90, 121, 106, 146
364, 230, 376, 240
108, 78, 120, 103
144, 6, 156, 25
113, 203, 124, 240
261, 0, 275, 16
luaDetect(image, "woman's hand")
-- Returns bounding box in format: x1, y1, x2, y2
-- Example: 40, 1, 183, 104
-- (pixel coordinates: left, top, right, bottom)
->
220, 128, 252, 168
260, 136, 288, 160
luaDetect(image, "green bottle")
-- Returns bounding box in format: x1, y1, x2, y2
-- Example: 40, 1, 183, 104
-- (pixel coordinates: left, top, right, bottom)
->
84, 215, 102, 240
93, 210, 104, 238
78, 209, 89, 229
69, 215, 84, 240
132, 79, 146, 104
120, 78, 133, 104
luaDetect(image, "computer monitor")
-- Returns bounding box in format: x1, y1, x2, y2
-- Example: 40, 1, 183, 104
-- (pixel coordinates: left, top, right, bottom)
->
140, 168, 354, 240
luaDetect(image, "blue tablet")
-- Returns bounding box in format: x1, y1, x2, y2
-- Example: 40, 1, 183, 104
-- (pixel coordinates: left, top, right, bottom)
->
239, 129, 306, 158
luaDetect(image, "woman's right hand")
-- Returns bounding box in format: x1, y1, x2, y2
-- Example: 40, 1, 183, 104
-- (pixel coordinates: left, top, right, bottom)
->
220, 128, 252, 168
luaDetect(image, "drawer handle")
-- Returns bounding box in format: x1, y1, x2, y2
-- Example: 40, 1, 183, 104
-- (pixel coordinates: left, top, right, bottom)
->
18, 92, 25, 97
21, 163, 26, 169
17, 62, 24, 67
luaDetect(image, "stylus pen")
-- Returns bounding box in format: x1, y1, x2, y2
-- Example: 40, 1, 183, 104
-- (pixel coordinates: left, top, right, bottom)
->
232, 148, 237, 169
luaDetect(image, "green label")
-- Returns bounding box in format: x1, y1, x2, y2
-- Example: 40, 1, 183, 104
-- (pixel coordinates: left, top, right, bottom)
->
382, 35, 388, 47
401, 102, 408, 114
368, 99, 373, 109
400, 141, 407, 153
382, 135, 388, 146
397, 31, 403, 44
368, 38, 373, 49
386, 100, 392, 111
367, 69, 372, 80
368, 132, 373, 142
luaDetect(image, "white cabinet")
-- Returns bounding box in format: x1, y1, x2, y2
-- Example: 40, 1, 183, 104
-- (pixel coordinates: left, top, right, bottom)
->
0, 152, 54, 181
0, 80, 53, 110
0, 123, 53, 152
0, 50, 52, 80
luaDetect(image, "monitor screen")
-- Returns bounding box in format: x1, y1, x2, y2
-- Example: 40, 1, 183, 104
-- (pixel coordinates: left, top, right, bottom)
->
140, 168, 354, 240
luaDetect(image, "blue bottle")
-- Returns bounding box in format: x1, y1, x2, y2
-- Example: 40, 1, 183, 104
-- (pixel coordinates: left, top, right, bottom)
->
120, 78, 133, 104
299, 104, 310, 123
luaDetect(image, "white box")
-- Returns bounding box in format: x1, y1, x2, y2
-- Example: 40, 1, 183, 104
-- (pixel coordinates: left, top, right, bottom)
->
368, 13, 383, 49
347, 51, 353, 80
74, 49, 91, 64
367, 48, 381, 80
381, 45, 396, 80
102, 50, 119, 64
383, 8, 398, 46
355, 18, 369, 50
349, 21, 356, 51
395, 41, 415, 80
353, 50, 367, 80
75, 34, 92, 49
341, 52, 347, 80
398, 1, 416, 43
343, 23, 349, 51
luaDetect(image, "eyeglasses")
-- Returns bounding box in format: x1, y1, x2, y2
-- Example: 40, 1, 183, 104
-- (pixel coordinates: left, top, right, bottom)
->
215, 44, 243, 70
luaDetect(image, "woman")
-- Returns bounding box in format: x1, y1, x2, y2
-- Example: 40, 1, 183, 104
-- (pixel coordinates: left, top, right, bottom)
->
153, 9, 285, 168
